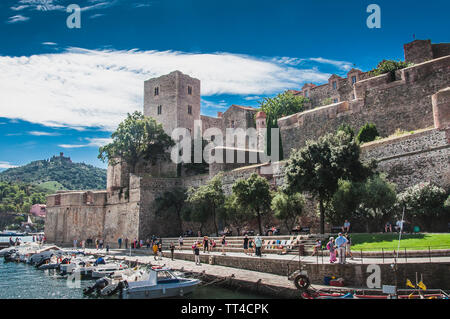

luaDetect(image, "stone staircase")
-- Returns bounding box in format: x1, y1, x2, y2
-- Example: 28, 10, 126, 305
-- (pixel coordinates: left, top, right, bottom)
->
159, 235, 321, 255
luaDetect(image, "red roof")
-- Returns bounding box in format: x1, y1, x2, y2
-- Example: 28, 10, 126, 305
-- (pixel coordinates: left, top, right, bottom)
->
256, 111, 266, 119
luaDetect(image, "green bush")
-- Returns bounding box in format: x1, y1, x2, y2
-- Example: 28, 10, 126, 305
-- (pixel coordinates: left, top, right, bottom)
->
357, 123, 379, 144
369, 59, 413, 77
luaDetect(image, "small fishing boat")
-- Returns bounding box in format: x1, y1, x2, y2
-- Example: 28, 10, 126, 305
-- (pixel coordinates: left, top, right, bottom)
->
91, 263, 129, 278
120, 266, 200, 299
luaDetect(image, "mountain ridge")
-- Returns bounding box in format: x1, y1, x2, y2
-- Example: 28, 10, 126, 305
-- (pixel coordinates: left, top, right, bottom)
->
0, 153, 107, 191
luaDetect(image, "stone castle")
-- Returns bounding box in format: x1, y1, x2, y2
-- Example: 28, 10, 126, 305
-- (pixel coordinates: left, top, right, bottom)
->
45, 39, 450, 244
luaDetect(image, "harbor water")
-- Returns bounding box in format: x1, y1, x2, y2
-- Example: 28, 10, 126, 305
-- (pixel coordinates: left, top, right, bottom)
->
0, 258, 266, 299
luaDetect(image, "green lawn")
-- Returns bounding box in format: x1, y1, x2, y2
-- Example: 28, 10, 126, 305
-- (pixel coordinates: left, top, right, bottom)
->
350, 233, 450, 251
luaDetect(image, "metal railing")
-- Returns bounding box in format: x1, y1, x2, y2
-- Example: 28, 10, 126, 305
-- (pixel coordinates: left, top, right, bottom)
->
312, 244, 449, 264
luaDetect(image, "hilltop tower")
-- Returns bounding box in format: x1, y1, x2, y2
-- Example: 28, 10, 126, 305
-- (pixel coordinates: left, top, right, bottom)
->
144, 70, 201, 137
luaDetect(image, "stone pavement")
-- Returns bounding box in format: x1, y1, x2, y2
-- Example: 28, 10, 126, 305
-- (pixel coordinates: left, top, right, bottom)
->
93, 247, 450, 265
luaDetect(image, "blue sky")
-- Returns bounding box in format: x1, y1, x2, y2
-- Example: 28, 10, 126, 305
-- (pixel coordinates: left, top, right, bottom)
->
0, 0, 449, 169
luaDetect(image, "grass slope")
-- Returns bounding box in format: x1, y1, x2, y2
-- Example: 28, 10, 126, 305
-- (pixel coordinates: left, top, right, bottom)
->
350, 233, 450, 251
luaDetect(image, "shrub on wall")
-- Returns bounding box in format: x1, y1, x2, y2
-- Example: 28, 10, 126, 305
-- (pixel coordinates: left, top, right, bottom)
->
369, 59, 413, 77
397, 182, 448, 231
356, 123, 379, 144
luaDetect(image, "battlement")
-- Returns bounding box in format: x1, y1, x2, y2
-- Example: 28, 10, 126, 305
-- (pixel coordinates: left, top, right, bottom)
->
279, 55, 450, 158
296, 39, 450, 109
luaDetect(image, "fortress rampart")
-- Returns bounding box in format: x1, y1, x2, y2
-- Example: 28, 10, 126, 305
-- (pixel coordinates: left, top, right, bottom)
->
45, 40, 450, 242
278, 55, 450, 158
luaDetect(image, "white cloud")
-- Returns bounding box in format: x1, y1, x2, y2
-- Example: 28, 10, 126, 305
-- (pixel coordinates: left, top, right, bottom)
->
0, 161, 18, 169
58, 144, 87, 148
28, 131, 60, 136
11, 5, 29, 11
89, 13, 105, 19
42, 42, 58, 46
244, 96, 262, 101
6, 15, 30, 24
17, 0, 65, 11
58, 137, 112, 148
309, 57, 354, 71
0, 48, 332, 130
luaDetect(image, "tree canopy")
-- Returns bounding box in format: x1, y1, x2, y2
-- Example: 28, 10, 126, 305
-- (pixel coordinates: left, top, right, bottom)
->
186, 173, 225, 235
282, 130, 375, 233
271, 191, 305, 233
231, 173, 272, 235
98, 111, 174, 173
397, 182, 448, 231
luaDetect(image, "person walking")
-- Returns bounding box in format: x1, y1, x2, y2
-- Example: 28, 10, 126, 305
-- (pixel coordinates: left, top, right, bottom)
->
326, 237, 337, 263
248, 238, 254, 255
125, 237, 128, 249
170, 242, 175, 260
152, 242, 158, 261
158, 241, 163, 260
255, 235, 262, 257
311, 239, 322, 256
335, 233, 348, 264
118, 237, 122, 249
73, 239, 77, 249
95, 238, 99, 250
221, 235, 227, 255
345, 233, 353, 260
193, 242, 201, 265
243, 235, 249, 255
202, 236, 209, 253
178, 235, 184, 251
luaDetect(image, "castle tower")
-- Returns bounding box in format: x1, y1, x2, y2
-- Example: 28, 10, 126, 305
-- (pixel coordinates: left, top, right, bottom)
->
255, 111, 267, 151
144, 71, 201, 137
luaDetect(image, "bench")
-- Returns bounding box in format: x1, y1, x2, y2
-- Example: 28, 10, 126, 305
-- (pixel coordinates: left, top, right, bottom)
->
331, 226, 342, 233
292, 227, 310, 234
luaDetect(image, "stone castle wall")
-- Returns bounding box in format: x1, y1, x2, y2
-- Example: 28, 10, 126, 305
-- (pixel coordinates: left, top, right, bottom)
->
45, 41, 450, 243
279, 55, 450, 159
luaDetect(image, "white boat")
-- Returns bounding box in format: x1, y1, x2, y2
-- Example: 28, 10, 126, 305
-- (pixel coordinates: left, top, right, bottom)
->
91, 263, 129, 278
120, 266, 200, 299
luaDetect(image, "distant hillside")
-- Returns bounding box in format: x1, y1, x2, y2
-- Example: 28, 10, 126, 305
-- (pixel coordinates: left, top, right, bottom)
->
0, 153, 107, 191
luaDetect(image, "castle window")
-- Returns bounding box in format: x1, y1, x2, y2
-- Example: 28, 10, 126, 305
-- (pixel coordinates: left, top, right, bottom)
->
304, 90, 309, 98
157, 105, 162, 115
188, 105, 192, 115
352, 76, 357, 85
55, 194, 61, 206
332, 81, 337, 90
154, 87, 159, 96
188, 86, 192, 95
211, 135, 215, 141
231, 120, 235, 128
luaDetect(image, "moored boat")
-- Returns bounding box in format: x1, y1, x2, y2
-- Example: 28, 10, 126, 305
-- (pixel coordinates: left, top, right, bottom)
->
120, 266, 200, 299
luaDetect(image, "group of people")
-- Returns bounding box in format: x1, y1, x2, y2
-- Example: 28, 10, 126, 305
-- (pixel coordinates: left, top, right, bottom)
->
188, 234, 264, 265
384, 219, 409, 233
325, 233, 352, 264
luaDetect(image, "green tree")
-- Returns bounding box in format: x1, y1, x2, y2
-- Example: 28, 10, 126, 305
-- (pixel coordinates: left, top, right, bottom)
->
222, 194, 250, 236
282, 130, 374, 234
186, 173, 225, 235
356, 123, 379, 144
259, 91, 307, 158
98, 111, 175, 173
360, 174, 397, 232
337, 123, 355, 140
231, 173, 272, 235
154, 187, 187, 235
271, 191, 305, 233
397, 182, 448, 231
369, 59, 413, 77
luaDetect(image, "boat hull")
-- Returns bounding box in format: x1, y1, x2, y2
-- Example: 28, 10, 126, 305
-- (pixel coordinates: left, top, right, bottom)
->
121, 279, 200, 299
